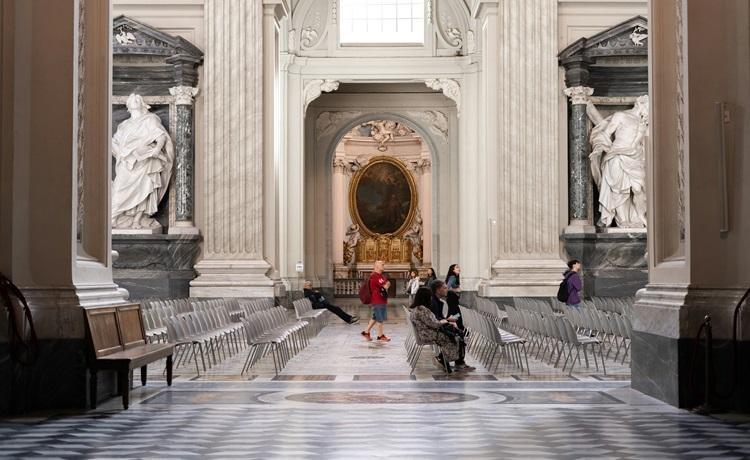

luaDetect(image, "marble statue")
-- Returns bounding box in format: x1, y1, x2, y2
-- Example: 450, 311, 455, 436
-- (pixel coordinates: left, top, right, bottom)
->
343, 224, 361, 264
111, 94, 174, 230
404, 214, 424, 264
586, 95, 649, 228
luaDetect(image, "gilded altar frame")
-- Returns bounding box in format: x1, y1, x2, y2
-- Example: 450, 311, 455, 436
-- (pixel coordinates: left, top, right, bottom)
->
348, 156, 418, 238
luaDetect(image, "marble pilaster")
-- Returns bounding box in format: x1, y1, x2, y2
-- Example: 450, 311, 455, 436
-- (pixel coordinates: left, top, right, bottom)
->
191, 0, 273, 297
479, 0, 565, 297
563, 86, 595, 233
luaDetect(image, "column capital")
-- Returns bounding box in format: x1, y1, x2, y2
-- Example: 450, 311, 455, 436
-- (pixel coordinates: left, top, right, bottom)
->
169, 86, 199, 105
564, 86, 594, 105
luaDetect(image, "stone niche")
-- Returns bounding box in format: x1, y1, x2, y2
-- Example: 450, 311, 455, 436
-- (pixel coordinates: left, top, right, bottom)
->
111, 16, 203, 300
558, 16, 649, 297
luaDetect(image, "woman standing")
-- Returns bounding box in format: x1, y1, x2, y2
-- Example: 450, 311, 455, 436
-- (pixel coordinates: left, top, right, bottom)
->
425, 267, 438, 288
408, 287, 461, 373
405, 270, 421, 304
445, 264, 461, 293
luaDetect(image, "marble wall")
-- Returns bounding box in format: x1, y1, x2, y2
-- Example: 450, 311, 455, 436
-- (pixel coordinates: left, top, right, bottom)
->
113, 234, 201, 300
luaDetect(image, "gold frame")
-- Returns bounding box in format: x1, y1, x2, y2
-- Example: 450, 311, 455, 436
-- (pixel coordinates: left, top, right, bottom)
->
348, 156, 418, 238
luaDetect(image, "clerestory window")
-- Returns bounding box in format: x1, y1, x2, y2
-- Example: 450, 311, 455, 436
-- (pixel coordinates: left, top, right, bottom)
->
339, 0, 425, 45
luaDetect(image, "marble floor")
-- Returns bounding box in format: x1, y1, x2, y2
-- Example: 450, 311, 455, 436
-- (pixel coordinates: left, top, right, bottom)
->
2, 315, 749, 459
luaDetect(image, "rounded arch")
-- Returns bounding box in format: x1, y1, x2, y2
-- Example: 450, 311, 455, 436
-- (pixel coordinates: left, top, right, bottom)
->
323, 112, 443, 171
304, 106, 457, 289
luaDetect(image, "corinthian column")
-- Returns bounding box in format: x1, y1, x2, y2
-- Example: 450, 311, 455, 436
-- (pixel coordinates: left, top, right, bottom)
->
563, 85, 595, 233
191, 0, 273, 297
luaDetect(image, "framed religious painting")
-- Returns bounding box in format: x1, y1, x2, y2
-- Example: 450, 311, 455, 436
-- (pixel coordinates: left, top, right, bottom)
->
348, 156, 418, 237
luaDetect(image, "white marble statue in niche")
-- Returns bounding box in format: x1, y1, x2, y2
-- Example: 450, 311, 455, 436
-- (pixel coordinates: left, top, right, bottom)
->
111, 94, 174, 230
586, 95, 649, 228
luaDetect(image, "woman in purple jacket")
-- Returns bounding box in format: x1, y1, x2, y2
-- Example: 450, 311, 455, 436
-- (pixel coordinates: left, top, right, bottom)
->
564, 259, 583, 308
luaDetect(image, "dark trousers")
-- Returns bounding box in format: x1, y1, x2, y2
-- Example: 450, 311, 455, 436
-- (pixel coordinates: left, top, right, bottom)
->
313, 303, 353, 323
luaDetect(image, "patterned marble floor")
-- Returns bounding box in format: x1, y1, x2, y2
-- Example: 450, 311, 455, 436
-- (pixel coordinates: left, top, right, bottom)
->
3, 316, 749, 458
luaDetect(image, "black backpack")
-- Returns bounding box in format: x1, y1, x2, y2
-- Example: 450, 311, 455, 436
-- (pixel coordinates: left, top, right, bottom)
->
556, 272, 573, 302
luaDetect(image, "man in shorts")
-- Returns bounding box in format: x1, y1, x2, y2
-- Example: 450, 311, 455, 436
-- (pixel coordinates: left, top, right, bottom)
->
361, 260, 391, 342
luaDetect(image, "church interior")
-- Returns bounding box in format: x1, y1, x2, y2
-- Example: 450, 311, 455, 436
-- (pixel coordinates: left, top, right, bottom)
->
1, 0, 750, 457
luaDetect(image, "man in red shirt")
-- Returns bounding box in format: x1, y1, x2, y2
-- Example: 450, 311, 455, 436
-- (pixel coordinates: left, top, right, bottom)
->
361, 260, 391, 342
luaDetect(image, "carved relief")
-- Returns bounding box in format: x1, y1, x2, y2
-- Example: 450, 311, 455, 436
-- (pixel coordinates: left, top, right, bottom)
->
293, 0, 329, 52
404, 110, 448, 144
425, 79, 461, 114
303, 79, 340, 112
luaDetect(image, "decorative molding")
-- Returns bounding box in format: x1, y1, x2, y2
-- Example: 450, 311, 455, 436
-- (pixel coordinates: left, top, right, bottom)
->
288, 28, 297, 53
303, 79, 339, 112
404, 110, 449, 144
424, 78, 461, 115
315, 111, 364, 137
466, 30, 477, 54
76, 0, 87, 242
169, 86, 199, 105
675, 0, 686, 242
563, 86, 593, 105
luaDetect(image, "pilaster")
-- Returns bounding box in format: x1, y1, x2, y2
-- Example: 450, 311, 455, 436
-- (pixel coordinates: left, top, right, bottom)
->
191, 0, 273, 297
480, 0, 564, 297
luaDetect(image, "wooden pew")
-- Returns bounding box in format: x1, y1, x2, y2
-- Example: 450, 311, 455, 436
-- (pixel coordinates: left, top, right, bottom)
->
85, 303, 174, 409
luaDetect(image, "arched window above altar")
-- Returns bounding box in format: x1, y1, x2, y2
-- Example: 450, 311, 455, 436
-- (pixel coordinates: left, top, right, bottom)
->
289, 0, 473, 58
339, 0, 425, 45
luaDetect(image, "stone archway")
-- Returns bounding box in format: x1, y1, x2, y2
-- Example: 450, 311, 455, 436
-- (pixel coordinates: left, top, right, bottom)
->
303, 88, 459, 289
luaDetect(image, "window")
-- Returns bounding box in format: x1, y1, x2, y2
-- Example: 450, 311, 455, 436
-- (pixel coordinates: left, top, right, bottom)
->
339, 0, 425, 45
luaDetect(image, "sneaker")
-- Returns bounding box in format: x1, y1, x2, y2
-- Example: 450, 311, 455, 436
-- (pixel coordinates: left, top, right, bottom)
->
361, 331, 372, 341
349, 315, 360, 324
376, 335, 391, 342
454, 363, 476, 372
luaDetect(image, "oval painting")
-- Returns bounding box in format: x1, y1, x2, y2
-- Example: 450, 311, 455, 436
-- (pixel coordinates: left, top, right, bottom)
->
351, 158, 415, 235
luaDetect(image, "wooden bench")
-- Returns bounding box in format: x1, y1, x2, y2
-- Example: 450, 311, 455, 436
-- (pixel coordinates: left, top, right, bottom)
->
84, 303, 174, 409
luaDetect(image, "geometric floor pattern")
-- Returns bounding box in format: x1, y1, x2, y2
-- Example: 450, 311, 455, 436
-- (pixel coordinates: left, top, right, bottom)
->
2, 315, 750, 459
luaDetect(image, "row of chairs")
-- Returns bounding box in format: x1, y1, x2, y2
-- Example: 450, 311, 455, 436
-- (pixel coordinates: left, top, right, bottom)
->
505, 305, 607, 376
475, 297, 509, 325
238, 298, 275, 318
560, 304, 632, 364
513, 297, 559, 315
585, 296, 634, 317
241, 307, 310, 375
166, 303, 246, 374
459, 306, 529, 374
292, 298, 329, 335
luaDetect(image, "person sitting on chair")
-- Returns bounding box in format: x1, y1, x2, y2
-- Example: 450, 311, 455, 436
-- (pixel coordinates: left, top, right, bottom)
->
303, 281, 359, 324
409, 287, 463, 373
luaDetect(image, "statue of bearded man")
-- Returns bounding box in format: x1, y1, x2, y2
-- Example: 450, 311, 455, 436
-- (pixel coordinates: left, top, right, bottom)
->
111, 94, 174, 230
586, 95, 649, 228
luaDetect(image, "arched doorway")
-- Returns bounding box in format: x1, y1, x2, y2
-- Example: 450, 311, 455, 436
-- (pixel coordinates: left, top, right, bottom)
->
302, 84, 460, 293
328, 118, 433, 298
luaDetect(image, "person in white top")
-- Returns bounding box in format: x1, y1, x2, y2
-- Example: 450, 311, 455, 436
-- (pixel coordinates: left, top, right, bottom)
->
406, 270, 421, 303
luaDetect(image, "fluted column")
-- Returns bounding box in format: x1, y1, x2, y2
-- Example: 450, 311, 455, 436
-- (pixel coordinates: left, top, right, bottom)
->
480, 0, 564, 297
331, 155, 348, 264
563, 86, 595, 233
191, 0, 273, 297
418, 153, 432, 265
